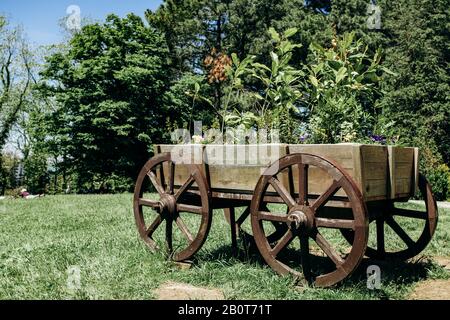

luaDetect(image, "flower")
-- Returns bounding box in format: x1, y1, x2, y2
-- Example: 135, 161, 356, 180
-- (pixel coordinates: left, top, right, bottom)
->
370, 134, 386, 144
299, 133, 310, 142
192, 135, 205, 144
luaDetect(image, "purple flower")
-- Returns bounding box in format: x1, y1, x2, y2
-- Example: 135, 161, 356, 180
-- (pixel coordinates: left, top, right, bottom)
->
370, 134, 386, 144
300, 133, 310, 142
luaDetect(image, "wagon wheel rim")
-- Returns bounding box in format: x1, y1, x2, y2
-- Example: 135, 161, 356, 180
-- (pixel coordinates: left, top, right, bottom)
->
133, 152, 211, 261
343, 174, 438, 260
251, 153, 368, 287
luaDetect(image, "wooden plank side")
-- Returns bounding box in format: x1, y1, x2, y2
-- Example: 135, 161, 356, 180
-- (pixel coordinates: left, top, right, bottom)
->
360, 145, 388, 200
153, 143, 415, 202
388, 146, 395, 199
206, 144, 287, 191
156, 144, 288, 192
289, 144, 359, 198
388, 146, 416, 199
414, 148, 419, 194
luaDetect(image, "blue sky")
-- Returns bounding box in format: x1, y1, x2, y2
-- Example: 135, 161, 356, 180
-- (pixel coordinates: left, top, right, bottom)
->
0, 0, 163, 46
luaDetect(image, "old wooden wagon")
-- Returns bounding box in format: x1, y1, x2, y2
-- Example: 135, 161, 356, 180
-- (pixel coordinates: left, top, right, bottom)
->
133, 143, 438, 287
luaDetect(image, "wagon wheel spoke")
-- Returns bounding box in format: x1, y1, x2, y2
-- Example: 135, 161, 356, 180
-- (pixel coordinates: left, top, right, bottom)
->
146, 215, 163, 237
236, 207, 250, 227
300, 234, 312, 283
298, 164, 309, 205
177, 203, 203, 215
271, 221, 288, 235
271, 229, 295, 257
147, 171, 165, 195
376, 218, 385, 256
176, 217, 194, 243
311, 230, 344, 267
392, 207, 427, 220
386, 217, 415, 248
269, 177, 296, 208
158, 163, 166, 192
258, 211, 289, 223
315, 217, 355, 230
165, 218, 173, 253
311, 179, 342, 211
138, 198, 159, 208
175, 175, 195, 200
166, 160, 175, 194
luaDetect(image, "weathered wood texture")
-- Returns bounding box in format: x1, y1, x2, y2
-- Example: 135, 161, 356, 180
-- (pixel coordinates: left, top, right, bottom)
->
155, 143, 418, 201
387, 146, 418, 199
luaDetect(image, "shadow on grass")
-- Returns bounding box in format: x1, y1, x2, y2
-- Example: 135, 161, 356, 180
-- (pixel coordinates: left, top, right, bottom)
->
193, 234, 437, 297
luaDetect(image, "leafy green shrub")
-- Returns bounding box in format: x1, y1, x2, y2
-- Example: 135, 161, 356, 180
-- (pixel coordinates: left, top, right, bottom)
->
5, 187, 22, 198
306, 32, 391, 144
427, 164, 450, 201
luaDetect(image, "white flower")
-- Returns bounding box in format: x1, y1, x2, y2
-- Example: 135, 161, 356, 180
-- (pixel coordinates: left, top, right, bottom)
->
192, 135, 205, 144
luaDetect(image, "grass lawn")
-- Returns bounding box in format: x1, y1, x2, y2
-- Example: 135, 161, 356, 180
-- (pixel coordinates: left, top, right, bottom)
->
0, 194, 448, 300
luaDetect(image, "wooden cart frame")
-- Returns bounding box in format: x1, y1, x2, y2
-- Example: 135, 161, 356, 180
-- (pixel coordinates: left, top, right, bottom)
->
133, 144, 438, 287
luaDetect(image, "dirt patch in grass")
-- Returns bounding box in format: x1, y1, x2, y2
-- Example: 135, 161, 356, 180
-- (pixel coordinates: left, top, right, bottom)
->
155, 281, 224, 300
409, 279, 450, 300
433, 256, 450, 271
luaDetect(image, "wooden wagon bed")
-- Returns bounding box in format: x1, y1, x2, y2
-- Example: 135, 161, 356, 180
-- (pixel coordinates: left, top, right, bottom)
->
155, 143, 419, 203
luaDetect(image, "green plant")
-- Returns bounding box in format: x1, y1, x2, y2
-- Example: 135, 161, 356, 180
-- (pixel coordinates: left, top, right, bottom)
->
427, 164, 450, 201
306, 32, 391, 143
248, 27, 304, 131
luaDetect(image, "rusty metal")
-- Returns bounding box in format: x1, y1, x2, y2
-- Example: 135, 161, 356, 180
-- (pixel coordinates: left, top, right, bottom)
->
250, 153, 368, 287
133, 152, 212, 261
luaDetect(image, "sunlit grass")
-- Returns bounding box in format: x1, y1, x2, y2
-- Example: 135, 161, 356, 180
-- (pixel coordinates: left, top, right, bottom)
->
0, 194, 448, 299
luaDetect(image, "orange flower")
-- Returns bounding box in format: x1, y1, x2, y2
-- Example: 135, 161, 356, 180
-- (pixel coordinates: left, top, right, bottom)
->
204, 48, 232, 84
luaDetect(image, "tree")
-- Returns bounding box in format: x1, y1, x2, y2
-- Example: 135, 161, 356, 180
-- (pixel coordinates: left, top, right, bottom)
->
378, 0, 450, 167
0, 16, 34, 193
38, 14, 171, 193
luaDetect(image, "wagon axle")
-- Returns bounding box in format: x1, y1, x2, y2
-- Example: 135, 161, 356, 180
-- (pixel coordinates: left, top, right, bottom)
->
157, 194, 177, 217
287, 206, 313, 230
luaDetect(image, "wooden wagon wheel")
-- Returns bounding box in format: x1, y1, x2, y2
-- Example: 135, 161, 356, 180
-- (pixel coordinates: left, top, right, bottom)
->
341, 173, 438, 261
223, 206, 288, 244
133, 153, 212, 261
250, 153, 369, 287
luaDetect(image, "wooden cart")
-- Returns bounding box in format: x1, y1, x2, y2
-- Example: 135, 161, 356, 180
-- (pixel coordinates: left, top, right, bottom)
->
133, 143, 438, 287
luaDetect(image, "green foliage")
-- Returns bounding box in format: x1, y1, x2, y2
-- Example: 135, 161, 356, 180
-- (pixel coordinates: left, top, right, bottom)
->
3, 1, 448, 195
249, 27, 304, 131
23, 152, 48, 194
163, 73, 217, 133
378, 0, 450, 165
306, 32, 387, 143
0, 153, 21, 193
38, 14, 171, 193
0, 16, 34, 151
427, 164, 450, 201
213, 27, 304, 141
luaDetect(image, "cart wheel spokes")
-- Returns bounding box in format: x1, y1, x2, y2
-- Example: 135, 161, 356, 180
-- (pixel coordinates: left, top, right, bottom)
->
224, 204, 288, 246
251, 153, 368, 287
133, 153, 212, 261
343, 173, 438, 261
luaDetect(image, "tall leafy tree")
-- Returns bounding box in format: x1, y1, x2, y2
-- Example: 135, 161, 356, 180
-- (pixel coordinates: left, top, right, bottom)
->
39, 14, 170, 192
378, 0, 449, 165
0, 16, 34, 193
